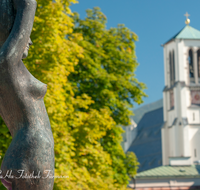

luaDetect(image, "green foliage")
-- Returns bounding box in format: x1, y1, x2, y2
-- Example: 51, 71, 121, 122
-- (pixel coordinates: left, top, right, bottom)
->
0, 2, 144, 190
70, 7, 146, 126
24, 0, 85, 189
68, 7, 146, 188
0, 119, 12, 190
125, 152, 139, 178
24, 1, 127, 189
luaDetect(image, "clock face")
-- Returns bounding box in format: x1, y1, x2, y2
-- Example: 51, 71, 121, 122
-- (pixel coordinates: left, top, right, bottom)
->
191, 91, 200, 104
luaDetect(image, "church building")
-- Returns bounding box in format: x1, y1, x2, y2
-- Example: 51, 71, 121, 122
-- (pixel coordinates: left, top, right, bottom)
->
128, 13, 200, 189
162, 14, 200, 166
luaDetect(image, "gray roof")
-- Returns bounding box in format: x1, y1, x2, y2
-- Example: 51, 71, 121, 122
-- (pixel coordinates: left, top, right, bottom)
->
131, 99, 163, 124
128, 107, 164, 172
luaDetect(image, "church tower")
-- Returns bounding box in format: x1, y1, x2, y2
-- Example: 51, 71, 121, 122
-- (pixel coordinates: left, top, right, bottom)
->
162, 13, 200, 165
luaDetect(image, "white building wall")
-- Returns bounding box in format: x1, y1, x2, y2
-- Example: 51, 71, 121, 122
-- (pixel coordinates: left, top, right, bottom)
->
169, 157, 191, 165
162, 91, 169, 165
168, 109, 175, 126
122, 119, 137, 152
162, 38, 200, 165
188, 110, 200, 124
181, 87, 189, 117
132, 178, 200, 189
189, 125, 200, 163
169, 127, 174, 156
163, 92, 167, 121
161, 127, 167, 165
182, 125, 191, 158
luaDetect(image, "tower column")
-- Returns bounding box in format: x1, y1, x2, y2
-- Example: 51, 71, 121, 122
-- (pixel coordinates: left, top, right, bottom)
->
194, 47, 198, 84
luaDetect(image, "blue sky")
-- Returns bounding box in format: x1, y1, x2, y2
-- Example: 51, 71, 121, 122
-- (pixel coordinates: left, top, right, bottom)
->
70, 0, 200, 109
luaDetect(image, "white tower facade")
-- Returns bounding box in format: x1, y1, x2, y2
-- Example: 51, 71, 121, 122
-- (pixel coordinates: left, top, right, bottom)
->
162, 23, 200, 166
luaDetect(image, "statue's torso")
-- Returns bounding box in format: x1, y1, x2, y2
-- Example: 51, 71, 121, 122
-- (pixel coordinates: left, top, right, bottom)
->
0, 60, 55, 188
0, 1, 55, 189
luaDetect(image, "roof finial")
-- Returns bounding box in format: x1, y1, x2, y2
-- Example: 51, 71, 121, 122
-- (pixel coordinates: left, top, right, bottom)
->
184, 12, 190, 25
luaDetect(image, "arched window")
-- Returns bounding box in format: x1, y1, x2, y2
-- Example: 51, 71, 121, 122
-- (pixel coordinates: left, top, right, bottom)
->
172, 50, 175, 83
188, 49, 194, 83
169, 50, 175, 86
170, 90, 174, 109
169, 51, 172, 86
197, 49, 200, 82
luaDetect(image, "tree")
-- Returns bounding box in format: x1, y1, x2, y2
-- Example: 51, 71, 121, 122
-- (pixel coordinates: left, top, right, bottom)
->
23, 0, 86, 189
0, 2, 143, 190
1, 0, 83, 189
125, 152, 140, 188
68, 7, 146, 188
24, 1, 133, 190
70, 7, 146, 126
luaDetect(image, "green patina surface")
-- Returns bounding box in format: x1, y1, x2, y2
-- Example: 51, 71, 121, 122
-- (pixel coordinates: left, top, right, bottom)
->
136, 165, 200, 179
165, 25, 200, 44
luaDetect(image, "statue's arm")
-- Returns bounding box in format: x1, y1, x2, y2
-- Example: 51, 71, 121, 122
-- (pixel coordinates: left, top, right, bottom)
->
0, 0, 37, 66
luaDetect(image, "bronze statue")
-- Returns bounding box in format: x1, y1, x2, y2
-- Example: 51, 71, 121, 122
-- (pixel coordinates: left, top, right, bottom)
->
0, 0, 54, 189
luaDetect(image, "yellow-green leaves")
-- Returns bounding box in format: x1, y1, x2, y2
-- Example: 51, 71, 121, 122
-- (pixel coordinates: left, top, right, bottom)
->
68, 7, 146, 189
0, 3, 143, 190
24, 1, 127, 189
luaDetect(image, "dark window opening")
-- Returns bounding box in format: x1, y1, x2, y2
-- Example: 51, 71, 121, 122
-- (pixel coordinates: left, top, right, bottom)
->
172, 50, 175, 82
189, 49, 194, 82
195, 149, 197, 157
169, 50, 175, 86
170, 90, 174, 109
169, 52, 172, 86
197, 49, 200, 82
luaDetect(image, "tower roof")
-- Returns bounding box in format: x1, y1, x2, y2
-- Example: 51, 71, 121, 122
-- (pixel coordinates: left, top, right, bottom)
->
164, 25, 200, 45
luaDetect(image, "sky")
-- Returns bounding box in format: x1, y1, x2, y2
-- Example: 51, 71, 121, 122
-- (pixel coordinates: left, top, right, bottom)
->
70, 0, 200, 109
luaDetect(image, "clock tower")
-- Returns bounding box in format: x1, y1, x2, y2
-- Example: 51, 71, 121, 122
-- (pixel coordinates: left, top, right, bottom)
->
162, 13, 200, 165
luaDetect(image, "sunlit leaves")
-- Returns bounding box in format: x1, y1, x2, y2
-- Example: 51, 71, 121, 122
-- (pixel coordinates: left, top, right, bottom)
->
0, 3, 142, 190
68, 7, 146, 188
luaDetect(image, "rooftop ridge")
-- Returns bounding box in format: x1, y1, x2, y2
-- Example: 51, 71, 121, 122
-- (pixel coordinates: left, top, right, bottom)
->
136, 165, 200, 178
164, 25, 200, 45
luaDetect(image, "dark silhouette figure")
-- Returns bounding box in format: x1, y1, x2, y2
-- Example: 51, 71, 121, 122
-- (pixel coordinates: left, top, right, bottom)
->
0, 0, 54, 189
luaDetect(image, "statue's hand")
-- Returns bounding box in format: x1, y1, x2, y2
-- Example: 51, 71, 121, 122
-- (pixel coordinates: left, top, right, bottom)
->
1, 0, 36, 65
